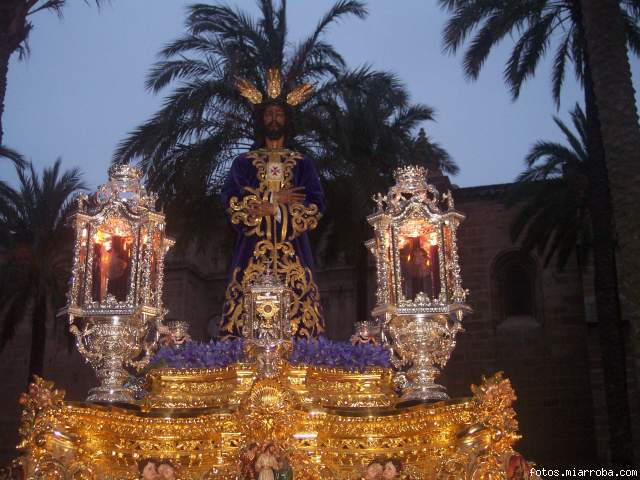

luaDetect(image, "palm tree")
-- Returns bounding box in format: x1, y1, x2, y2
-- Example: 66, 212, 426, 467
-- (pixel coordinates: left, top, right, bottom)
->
0, 1, 106, 145
0, 159, 86, 385
509, 105, 591, 268
439, 0, 636, 465
579, 5, 640, 446
113, 0, 367, 244
511, 104, 632, 465
439, 0, 640, 106
311, 69, 456, 334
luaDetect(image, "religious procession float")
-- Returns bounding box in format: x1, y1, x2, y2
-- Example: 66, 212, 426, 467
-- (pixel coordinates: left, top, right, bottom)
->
6, 70, 537, 480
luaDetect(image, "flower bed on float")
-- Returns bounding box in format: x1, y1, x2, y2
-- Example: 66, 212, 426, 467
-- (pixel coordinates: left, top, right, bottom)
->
151, 336, 391, 371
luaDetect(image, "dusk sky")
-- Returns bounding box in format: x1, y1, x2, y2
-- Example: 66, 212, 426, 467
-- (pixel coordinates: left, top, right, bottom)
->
2, 0, 639, 190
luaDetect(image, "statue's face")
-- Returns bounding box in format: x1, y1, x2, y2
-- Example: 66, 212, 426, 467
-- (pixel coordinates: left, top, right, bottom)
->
263, 104, 286, 140
383, 462, 397, 479
142, 462, 158, 480
365, 463, 383, 479
157, 464, 175, 480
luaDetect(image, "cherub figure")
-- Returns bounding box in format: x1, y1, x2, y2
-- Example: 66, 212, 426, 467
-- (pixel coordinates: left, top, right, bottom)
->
507, 454, 531, 480
140, 460, 160, 480
382, 459, 402, 479
442, 190, 455, 211
157, 462, 176, 480
363, 459, 384, 480
372, 193, 387, 212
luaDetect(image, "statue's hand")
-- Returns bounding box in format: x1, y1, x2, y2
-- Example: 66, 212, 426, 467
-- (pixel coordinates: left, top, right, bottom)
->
274, 186, 306, 206
249, 200, 277, 217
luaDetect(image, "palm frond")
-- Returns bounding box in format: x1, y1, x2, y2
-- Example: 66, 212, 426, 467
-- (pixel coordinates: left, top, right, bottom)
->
509, 103, 590, 269
504, 12, 555, 98
0, 159, 85, 352
28, 0, 108, 17
0, 145, 26, 170
286, 0, 367, 82
551, 32, 571, 107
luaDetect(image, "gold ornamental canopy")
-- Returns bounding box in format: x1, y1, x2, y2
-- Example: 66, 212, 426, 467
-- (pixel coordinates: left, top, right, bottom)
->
65, 164, 174, 322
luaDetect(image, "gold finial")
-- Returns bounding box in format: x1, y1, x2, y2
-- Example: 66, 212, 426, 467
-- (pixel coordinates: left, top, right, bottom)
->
286, 83, 314, 106
266, 68, 282, 100
235, 77, 263, 105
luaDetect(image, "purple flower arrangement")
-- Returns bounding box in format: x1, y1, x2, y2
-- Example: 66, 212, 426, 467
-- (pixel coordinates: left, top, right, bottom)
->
290, 336, 391, 371
150, 337, 391, 372
152, 338, 245, 369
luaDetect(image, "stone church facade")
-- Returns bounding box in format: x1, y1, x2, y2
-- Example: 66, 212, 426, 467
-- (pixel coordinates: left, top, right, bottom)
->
0, 179, 638, 469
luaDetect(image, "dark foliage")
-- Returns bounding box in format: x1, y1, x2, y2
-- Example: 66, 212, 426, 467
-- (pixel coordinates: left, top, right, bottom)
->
508, 104, 590, 269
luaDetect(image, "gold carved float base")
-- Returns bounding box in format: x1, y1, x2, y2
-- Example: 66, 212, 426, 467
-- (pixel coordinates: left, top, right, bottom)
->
10, 366, 534, 479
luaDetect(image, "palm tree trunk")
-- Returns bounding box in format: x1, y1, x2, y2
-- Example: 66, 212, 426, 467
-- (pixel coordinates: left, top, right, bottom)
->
580, 0, 640, 467
579, 2, 640, 418
27, 295, 47, 385
0, 41, 10, 146
582, 45, 634, 465
0, 1, 31, 146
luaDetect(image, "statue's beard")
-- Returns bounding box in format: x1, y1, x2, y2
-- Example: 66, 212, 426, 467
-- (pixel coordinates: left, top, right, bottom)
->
265, 123, 285, 141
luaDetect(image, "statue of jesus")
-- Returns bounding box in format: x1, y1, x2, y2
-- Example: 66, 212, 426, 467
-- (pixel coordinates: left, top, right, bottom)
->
219, 69, 325, 339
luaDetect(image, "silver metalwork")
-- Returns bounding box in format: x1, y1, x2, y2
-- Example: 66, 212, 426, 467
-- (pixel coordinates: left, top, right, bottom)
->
242, 269, 293, 378
367, 165, 470, 402
388, 314, 462, 402
71, 316, 154, 403
64, 164, 174, 403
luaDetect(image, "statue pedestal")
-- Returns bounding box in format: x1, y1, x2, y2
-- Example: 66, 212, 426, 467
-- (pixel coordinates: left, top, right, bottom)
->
11, 368, 535, 479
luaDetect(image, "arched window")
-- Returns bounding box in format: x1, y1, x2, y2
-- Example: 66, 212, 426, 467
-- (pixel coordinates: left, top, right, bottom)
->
492, 251, 539, 327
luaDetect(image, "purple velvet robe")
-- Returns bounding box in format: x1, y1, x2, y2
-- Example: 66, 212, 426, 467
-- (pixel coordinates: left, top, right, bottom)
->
219, 150, 326, 337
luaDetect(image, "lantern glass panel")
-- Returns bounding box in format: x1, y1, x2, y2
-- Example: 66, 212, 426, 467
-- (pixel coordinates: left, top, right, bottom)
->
397, 220, 440, 301
148, 228, 162, 300
91, 220, 134, 303
443, 223, 456, 298
77, 225, 89, 304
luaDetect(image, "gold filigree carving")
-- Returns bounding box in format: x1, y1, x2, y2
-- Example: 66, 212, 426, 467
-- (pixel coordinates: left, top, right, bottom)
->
18, 376, 66, 451
14, 372, 534, 479
289, 202, 321, 239
228, 191, 264, 236
223, 148, 325, 336
222, 242, 325, 337
434, 372, 524, 480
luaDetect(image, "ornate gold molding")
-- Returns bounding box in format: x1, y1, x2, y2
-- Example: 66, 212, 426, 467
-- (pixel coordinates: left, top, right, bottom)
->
10, 370, 536, 479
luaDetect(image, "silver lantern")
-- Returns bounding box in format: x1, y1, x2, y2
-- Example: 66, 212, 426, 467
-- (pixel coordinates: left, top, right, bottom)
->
367, 165, 469, 402
64, 164, 174, 403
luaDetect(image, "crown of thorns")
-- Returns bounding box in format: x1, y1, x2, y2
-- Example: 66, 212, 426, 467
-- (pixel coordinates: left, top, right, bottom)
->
235, 68, 314, 107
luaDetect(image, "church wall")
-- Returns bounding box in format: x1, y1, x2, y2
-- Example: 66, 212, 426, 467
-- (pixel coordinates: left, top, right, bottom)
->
315, 266, 358, 341
442, 185, 598, 468
0, 306, 32, 466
